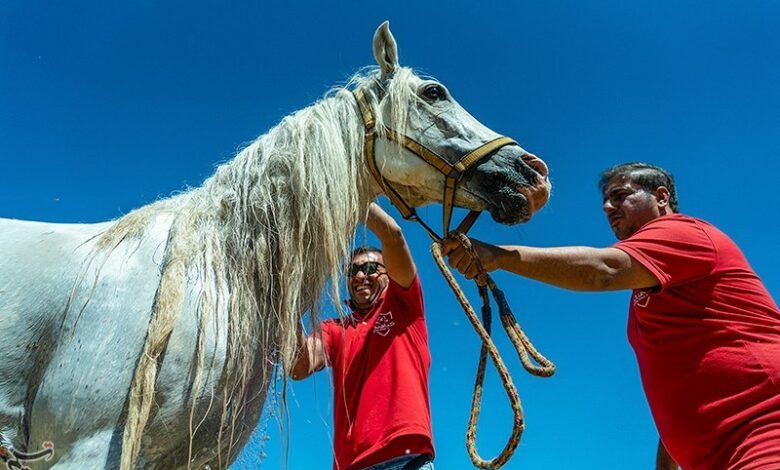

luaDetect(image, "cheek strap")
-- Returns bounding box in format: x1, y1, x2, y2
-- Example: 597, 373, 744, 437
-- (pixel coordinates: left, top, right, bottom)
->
353, 87, 518, 239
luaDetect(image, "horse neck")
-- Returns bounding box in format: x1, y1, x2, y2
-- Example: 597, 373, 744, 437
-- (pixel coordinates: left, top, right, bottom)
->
178, 88, 373, 318
91, 85, 378, 470
206, 89, 369, 227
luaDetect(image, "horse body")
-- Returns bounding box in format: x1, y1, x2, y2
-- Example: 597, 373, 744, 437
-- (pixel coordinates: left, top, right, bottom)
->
0, 214, 262, 468
1, 81, 369, 468
0, 219, 110, 449
3, 219, 140, 462
1, 219, 152, 462
0, 23, 551, 469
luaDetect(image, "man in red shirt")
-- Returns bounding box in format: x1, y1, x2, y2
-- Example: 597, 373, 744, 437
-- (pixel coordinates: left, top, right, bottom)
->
443, 163, 780, 470
292, 203, 435, 470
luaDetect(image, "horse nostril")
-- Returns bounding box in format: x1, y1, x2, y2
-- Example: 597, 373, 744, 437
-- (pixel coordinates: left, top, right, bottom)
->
521, 153, 549, 179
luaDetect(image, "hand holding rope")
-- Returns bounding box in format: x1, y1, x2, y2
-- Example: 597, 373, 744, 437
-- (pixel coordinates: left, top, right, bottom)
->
432, 233, 556, 469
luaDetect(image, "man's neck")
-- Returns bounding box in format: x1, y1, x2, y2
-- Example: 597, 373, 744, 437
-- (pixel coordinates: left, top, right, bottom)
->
347, 299, 373, 315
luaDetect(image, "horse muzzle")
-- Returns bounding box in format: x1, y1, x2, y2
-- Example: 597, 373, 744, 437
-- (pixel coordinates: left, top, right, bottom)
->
463, 148, 551, 225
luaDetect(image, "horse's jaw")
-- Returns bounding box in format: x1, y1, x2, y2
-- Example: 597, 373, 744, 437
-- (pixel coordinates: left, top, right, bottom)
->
373, 180, 489, 212
367, 158, 551, 227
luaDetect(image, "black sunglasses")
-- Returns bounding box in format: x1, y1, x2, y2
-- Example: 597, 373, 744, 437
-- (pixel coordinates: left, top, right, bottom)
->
347, 261, 386, 277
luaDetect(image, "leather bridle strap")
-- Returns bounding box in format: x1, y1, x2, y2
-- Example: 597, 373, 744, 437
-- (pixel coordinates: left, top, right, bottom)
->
441, 135, 517, 237
353, 88, 519, 239
354, 88, 422, 231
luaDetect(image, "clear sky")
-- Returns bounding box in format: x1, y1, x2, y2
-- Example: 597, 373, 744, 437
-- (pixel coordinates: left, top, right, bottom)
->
2, 1, 779, 469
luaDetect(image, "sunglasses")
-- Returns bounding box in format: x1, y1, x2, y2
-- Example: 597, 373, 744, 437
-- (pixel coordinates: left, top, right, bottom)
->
347, 261, 386, 277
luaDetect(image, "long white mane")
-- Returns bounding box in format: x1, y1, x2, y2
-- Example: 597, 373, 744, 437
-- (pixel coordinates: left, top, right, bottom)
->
76, 67, 422, 468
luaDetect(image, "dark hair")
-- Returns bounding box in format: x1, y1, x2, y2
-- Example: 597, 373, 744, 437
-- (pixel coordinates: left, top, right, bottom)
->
598, 162, 679, 212
351, 245, 383, 259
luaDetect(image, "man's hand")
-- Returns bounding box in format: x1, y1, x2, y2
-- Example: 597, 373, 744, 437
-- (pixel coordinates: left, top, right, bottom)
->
290, 323, 326, 380
440, 237, 503, 280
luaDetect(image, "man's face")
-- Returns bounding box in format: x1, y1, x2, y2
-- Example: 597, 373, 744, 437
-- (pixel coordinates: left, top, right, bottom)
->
602, 175, 664, 240
347, 251, 389, 310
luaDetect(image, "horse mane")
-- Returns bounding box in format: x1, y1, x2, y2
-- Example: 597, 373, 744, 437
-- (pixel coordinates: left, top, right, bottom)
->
81, 66, 424, 468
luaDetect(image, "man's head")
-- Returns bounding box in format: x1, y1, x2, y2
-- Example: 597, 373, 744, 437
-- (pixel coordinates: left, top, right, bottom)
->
599, 163, 678, 240
347, 246, 389, 310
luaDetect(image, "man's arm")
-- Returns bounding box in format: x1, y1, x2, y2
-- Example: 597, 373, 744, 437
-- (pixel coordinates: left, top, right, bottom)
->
365, 202, 416, 288
656, 439, 679, 470
290, 323, 327, 380
441, 238, 659, 292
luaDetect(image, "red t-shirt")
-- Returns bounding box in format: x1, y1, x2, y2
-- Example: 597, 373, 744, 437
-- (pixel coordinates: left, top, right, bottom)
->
322, 275, 434, 470
615, 214, 780, 470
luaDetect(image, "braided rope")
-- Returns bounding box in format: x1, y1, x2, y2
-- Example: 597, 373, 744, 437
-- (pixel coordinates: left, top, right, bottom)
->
431, 233, 555, 469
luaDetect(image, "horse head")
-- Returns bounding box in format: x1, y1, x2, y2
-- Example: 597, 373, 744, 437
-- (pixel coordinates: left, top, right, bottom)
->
358, 22, 551, 229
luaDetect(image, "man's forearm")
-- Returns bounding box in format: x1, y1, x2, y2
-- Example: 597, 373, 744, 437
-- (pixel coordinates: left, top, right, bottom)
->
290, 323, 311, 380
443, 238, 657, 291
494, 245, 624, 291
365, 203, 404, 247
364, 203, 416, 287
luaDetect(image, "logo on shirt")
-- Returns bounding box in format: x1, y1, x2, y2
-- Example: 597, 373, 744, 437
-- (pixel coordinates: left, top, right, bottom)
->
373, 311, 395, 336
632, 290, 651, 308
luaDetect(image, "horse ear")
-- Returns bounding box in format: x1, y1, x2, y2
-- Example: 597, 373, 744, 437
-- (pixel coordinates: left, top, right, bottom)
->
373, 21, 399, 77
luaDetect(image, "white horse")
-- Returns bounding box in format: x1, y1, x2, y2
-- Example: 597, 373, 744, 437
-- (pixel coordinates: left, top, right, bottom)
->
0, 22, 551, 469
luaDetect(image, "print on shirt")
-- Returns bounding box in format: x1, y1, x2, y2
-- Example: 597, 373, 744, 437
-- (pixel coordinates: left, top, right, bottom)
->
633, 290, 651, 308
373, 311, 395, 336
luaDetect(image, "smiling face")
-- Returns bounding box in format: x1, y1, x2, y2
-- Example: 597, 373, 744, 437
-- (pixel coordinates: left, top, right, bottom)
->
368, 22, 551, 226
602, 175, 667, 240
347, 251, 389, 310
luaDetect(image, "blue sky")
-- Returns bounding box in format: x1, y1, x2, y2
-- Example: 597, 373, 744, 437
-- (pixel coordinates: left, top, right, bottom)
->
2, 1, 779, 469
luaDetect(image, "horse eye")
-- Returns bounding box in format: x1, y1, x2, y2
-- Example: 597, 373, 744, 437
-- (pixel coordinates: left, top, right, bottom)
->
422, 84, 446, 101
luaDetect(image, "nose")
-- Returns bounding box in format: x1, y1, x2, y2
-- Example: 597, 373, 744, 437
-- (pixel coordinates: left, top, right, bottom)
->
603, 198, 616, 213
521, 153, 549, 179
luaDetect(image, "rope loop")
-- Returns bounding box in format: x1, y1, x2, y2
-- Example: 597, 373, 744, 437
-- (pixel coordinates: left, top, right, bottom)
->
431, 233, 556, 469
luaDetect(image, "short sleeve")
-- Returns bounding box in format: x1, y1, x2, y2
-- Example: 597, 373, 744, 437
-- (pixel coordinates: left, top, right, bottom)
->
384, 274, 425, 320
614, 216, 717, 289
320, 319, 342, 366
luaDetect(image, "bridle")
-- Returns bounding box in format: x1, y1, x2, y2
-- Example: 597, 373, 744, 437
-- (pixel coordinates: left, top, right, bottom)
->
352, 86, 556, 470
352, 87, 520, 240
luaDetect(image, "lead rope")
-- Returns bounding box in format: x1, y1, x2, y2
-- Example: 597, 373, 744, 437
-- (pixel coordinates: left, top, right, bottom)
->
430, 233, 556, 469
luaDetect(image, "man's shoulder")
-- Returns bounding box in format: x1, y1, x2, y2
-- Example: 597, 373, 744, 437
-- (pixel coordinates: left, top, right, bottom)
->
618, 213, 722, 289
621, 214, 722, 254
387, 272, 422, 294
647, 213, 700, 226
380, 274, 425, 321
631, 213, 715, 238
385, 273, 423, 297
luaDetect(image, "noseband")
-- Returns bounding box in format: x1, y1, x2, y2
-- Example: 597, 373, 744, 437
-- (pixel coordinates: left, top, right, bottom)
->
352, 88, 519, 240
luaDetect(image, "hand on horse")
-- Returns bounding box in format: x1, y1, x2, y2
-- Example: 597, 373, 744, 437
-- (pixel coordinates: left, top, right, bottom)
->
441, 236, 501, 280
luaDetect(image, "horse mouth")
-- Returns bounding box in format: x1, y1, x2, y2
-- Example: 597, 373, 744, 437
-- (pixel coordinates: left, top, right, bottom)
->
518, 179, 551, 215
476, 179, 550, 225
458, 146, 551, 225
489, 201, 531, 224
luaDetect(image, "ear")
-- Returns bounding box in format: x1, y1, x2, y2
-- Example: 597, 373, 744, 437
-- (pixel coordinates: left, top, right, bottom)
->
655, 186, 671, 208
373, 21, 399, 77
